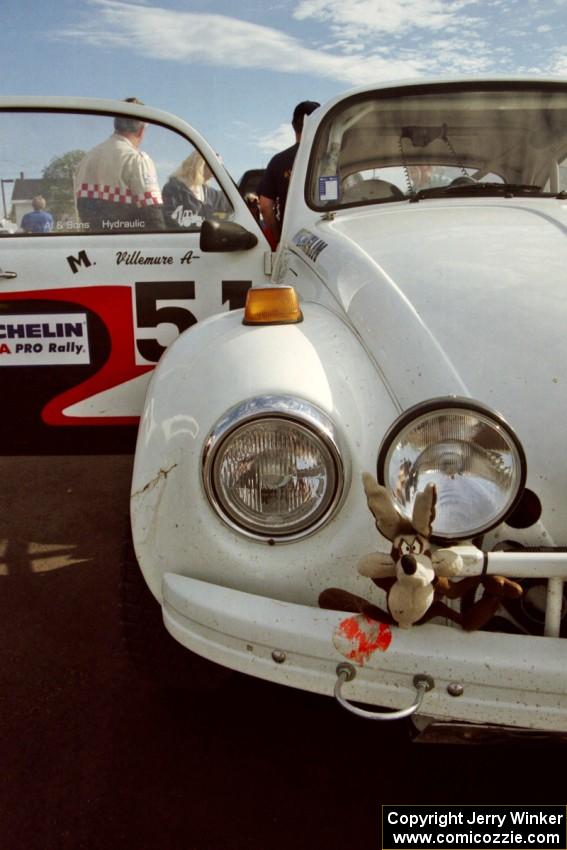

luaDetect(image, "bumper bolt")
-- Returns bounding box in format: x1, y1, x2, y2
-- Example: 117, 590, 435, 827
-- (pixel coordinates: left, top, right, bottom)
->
447, 682, 464, 697
272, 650, 286, 664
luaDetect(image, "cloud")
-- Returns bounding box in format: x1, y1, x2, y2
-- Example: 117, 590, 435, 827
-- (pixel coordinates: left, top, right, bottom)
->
293, 0, 478, 36
55, 0, 429, 85
292, 0, 567, 76
54, 0, 567, 88
257, 123, 296, 154
549, 50, 567, 75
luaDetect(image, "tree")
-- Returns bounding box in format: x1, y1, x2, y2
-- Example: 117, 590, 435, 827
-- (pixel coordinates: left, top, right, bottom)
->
41, 150, 85, 222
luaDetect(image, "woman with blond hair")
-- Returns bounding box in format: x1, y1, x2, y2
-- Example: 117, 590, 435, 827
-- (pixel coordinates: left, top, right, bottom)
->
162, 150, 229, 229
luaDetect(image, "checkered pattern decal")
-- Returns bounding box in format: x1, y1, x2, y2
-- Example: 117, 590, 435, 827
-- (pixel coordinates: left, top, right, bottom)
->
76, 184, 162, 207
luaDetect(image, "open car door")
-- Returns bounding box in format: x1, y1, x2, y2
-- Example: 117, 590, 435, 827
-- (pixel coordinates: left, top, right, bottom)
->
0, 97, 269, 453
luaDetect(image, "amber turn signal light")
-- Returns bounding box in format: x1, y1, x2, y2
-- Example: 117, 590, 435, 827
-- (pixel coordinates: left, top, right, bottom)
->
243, 286, 303, 325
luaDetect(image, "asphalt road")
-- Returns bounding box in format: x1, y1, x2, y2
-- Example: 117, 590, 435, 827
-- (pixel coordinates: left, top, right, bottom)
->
0, 455, 564, 850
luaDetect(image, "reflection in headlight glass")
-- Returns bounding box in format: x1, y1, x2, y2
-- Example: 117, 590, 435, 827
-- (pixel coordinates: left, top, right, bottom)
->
384, 410, 523, 538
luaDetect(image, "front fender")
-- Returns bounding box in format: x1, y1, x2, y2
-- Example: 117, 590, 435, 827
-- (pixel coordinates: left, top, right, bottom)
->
131, 302, 399, 603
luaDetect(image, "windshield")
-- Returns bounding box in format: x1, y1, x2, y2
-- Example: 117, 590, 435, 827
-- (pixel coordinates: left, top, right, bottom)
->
308, 84, 567, 208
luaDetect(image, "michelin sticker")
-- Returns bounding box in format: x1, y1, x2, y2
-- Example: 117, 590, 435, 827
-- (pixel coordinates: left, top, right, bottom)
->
0, 313, 90, 366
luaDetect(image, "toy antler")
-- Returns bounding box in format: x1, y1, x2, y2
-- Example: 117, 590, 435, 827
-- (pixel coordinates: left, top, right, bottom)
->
411, 483, 437, 538
362, 472, 411, 541
362, 473, 437, 541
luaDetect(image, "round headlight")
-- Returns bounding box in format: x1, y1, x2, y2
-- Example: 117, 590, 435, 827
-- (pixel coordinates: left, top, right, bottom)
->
378, 398, 526, 540
203, 397, 346, 540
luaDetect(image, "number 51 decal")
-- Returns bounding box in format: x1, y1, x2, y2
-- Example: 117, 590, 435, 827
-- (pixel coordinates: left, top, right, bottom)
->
134, 280, 252, 364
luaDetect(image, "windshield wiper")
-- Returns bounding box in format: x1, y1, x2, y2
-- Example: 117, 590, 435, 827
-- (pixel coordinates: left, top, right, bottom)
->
409, 182, 548, 202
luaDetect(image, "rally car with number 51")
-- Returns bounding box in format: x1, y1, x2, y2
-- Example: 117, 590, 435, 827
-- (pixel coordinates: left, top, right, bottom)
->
3, 81, 567, 740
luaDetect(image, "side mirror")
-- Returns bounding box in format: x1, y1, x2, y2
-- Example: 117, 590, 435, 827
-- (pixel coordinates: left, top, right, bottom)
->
200, 219, 258, 252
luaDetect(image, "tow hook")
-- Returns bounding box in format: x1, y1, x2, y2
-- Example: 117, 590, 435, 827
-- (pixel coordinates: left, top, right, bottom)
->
334, 663, 434, 720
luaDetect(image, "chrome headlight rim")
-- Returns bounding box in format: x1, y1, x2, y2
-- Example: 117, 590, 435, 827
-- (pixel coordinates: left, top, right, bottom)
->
202, 395, 349, 542
377, 396, 527, 542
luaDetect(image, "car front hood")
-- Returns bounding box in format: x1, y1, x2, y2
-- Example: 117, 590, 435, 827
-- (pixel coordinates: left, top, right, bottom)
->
325, 199, 567, 541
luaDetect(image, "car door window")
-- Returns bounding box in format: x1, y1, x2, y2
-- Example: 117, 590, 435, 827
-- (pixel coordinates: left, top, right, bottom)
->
0, 110, 233, 237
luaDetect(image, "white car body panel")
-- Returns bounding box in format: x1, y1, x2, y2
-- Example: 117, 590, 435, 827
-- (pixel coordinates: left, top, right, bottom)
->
131, 303, 398, 601
128, 79, 567, 734
281, 198, 567, 544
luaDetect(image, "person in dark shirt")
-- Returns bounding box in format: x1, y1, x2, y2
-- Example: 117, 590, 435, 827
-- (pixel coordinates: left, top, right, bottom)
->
258, 100, 320, 247
21, 196, 53, 233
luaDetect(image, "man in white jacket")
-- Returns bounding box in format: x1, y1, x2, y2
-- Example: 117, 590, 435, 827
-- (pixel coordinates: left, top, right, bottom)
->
75, 100, 165, 233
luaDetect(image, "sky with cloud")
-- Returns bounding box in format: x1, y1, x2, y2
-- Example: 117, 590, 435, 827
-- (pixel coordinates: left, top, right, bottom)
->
3, 0, 567, 178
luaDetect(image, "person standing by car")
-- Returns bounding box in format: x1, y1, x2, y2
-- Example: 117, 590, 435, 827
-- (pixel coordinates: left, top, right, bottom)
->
162, 151, 229, 229
74, 98, 165, 232
258, 100, 320, 247
20, 195, 53, 233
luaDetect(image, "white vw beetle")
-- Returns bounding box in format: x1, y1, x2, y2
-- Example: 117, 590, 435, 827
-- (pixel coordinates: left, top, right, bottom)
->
129, 79, 567, 739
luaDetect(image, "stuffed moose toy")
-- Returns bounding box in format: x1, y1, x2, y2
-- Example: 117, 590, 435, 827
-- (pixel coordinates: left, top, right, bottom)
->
319, 473, 522, 630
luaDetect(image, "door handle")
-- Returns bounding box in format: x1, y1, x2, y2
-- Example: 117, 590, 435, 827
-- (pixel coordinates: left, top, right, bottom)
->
0, 269, 17, 279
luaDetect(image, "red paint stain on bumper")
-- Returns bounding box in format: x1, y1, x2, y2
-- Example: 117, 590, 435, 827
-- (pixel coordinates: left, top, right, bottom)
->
333, 615, 392, 665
